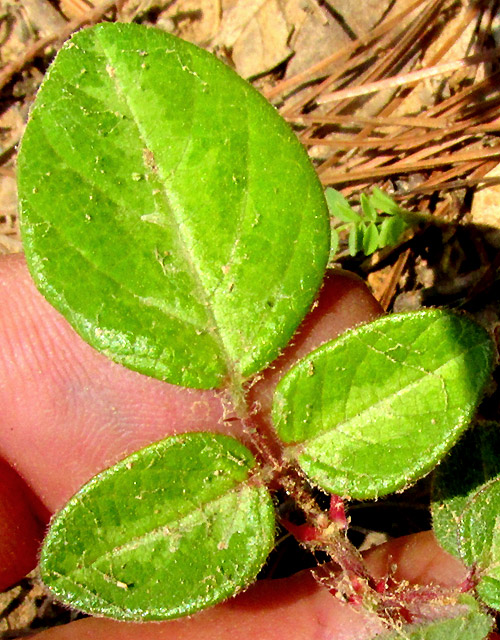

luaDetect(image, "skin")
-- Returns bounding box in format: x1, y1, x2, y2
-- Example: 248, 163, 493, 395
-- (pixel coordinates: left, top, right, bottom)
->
0, 253, 469, 639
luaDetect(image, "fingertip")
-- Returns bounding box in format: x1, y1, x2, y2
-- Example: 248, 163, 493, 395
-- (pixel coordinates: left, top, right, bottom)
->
31, 572, 382, 640
0, 457, 46, 591
280, 269, 384, 366
29, 533, 469, 640
247, 269, 383, 423
364, 530, 467, 588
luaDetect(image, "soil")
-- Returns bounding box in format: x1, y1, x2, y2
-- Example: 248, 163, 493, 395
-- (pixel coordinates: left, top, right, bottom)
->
1, 0, 500, 636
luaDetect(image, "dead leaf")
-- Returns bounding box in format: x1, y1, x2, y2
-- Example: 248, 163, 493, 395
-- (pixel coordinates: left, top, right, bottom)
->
394, 2, 480, 116
284, 0, 351, 80
0, 103, 25, 149
331, 0, 392, 38
60, 0, 94, 20
215, 0, 292, 78
215, 0, 269, 46
23, 0, 66, 35
159, 0, 221, 46
0, 3, 35, 64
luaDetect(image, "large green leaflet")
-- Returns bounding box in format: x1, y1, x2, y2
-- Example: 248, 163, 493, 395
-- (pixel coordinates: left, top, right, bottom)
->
18, 23, 329, 390
273, 310, 494, 499
459, 478, 500, 611
431, 423, 500, 558
40, 433, 275, 620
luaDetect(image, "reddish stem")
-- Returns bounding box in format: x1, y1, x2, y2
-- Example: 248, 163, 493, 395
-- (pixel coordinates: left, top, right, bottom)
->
280, 518, 322, 543
329, 494, 348, 528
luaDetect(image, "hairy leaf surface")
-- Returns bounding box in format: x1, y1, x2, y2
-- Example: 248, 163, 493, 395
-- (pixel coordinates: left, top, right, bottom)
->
40, 433, 275, 620
431, 423, 500, 557
459, 477, 500, 611
18, 23, 329, 389
273, 310, 494, 499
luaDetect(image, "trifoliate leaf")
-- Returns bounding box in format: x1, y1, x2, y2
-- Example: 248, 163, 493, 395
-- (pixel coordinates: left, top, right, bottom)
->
18, 23, 329, 390
40, 433, 275, 620
273, 310, 494, 499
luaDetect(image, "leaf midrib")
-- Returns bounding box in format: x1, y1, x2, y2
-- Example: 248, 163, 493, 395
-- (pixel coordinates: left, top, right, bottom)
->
73, 481, 258, 575
95, 34, 246, 387
286, 340, 488, 453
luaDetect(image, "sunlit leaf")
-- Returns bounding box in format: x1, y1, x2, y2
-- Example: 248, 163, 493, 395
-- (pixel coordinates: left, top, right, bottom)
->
18, 23, 329, 390
330, 226, 340, 259
273, 310, 494, 499
348, 224, 364, 256
325, 188, 362, 223
40, 433, 275, 620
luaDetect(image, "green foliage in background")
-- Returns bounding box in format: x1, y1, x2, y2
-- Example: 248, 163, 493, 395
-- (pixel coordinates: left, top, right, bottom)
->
326, 186, 422, 259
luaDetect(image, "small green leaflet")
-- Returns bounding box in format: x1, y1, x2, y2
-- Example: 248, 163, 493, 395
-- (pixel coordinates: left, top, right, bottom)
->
431, 423, 500, 558
325, 188, 361, 223
459, 477, 500, 611
369, 187, 401, 215
379, 215, 408, 247
272, 310, 494, 499
18, 23, 329, 390
379, 595, 492, 640
40, 433, 275, 620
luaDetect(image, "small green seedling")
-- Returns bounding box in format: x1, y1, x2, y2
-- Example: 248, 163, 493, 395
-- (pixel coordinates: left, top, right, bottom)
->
17, 22, 499, 638
326, 186, 431, 260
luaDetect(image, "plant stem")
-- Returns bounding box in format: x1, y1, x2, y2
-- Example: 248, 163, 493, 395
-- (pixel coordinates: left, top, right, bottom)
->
227, 379, 371, 587
277, 464, 369, 578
